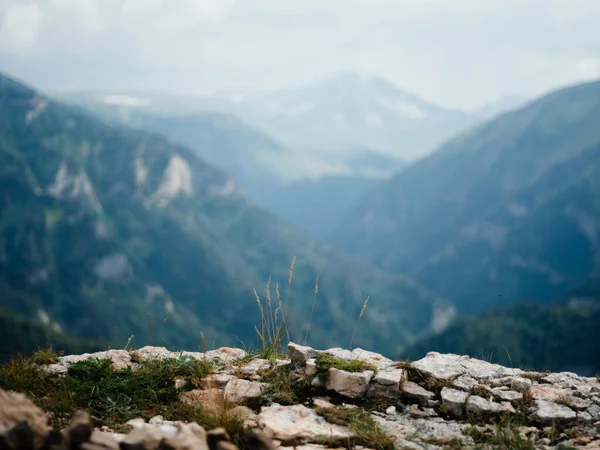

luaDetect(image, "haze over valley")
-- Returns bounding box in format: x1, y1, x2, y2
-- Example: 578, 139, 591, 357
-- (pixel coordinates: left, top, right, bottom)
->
1, 0, 600, 376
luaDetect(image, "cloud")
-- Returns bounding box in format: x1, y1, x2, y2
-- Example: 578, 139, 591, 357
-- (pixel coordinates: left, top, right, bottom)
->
0, 0, 598, 108
570, 58, 600, 80
0, 1, 42, 52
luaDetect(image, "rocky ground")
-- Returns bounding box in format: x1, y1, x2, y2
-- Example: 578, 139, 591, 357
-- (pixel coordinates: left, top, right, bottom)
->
1, 343, 600, 449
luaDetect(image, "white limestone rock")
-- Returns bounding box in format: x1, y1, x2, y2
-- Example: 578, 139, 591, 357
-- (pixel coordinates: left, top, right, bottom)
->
401, 381, 435, 405
440, 387, 468, 416
491, 388, 523, 403
326, 368, 374, 399
412, 352, 521, 381
466, 395, 510, 415
257, 404, 354, 443
288, 343, 319, 366
531, 400, 577, 424
223, 378, 264, 404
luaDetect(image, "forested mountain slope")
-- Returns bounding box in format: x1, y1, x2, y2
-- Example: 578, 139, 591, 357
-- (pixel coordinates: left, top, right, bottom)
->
331, 79, 600, 314
0, 73, 449, 358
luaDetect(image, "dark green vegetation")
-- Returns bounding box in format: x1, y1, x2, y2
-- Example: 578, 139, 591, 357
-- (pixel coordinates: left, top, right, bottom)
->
405, 276, 600, 375
331, 79, 600, 314
0, 72, 449, 360
0, 353, 255, 447
0, 353, 214, 429
0, 308, 106, 363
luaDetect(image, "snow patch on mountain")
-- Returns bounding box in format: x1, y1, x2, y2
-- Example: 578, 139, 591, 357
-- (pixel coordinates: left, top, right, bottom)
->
103, 95, 150, 108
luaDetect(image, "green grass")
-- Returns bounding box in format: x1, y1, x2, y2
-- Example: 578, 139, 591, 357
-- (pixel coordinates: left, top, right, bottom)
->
161, 402, 254, 449
0, 355, 225, 428
31, 347, 60, 365
260, 364, 311, 405
253, 259, 296, 361
253, 257, 373, 362
316, 406, 395, 450
314, 354, 378, 382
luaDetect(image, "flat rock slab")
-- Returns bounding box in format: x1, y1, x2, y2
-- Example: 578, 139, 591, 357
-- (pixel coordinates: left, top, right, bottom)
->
373, 368, 403, 386
257, 404, 354, 443
491, 388, 523, 402
224, 379, 264, 404
531, 400, 577, 424
412, 352, 522, 381
44, 349, 134, 374
373, 413, 467, 448
401, 381, 435, 405
322, 347, 394, 370
466, 395, 511, 415
205, 347, 247, 364
452, 375, 479, 391
440, 387, 468, 416
326, 368, 374, 398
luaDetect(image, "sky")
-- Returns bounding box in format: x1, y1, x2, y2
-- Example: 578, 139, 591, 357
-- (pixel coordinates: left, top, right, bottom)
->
0, 0, 599, 110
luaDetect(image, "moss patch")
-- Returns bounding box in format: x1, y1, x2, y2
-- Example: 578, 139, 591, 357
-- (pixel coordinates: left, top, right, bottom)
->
315, 354, 377, 382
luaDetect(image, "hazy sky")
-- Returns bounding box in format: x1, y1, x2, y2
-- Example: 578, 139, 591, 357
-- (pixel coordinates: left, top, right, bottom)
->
1, 0, 599, 109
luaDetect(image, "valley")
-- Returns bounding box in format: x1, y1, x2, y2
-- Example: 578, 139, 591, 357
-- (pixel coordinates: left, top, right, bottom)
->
2, 71, 600, 374
0, 72, 449, 360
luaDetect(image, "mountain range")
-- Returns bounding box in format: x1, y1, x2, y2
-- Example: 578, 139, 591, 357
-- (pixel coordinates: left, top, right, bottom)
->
330, 79, 600, 315
0, 72, 451, 358
54, 72, 492, 166
404, 275, 600, 375
4, 69, 600, 375
52, 73, 522, 238
207, 72, 475, 160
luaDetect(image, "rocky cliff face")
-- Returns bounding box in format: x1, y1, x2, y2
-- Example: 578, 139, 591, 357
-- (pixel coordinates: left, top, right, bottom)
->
2, 343, 599, 449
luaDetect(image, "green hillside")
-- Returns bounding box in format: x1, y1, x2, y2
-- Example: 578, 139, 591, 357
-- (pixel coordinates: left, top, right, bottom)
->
404, 276, 600, 375
0, 307, 108, 362
330, 79, 600, 314
0, 73, 449, 359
